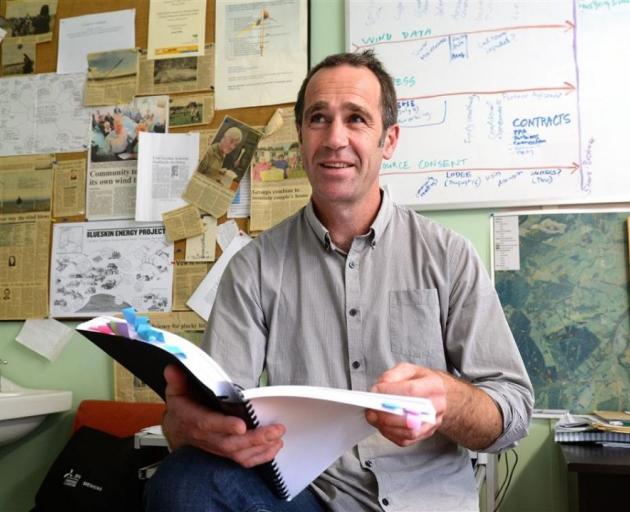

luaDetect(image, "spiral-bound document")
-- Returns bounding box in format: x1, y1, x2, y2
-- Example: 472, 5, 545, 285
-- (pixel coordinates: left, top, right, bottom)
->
77, 316, 436, 500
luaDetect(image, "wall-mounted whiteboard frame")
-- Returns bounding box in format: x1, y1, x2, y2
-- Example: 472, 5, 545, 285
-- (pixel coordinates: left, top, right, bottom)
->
346, 0, 630, 210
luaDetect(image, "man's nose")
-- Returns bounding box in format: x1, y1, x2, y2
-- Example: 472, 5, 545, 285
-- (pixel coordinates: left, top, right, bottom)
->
324, 118, 349, 150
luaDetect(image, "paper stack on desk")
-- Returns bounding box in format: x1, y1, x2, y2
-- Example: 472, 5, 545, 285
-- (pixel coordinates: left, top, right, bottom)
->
554, 412, 630, 445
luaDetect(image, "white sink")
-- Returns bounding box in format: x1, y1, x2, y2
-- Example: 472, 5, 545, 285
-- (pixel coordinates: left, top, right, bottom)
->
0, 377, 72, 446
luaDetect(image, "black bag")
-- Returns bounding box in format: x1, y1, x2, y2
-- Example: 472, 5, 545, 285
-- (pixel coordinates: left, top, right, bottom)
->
32, 426, 168, 512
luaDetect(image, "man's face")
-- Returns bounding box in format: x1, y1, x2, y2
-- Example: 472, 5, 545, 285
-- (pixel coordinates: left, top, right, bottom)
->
298, 64, 399, 208
219, 134, 240, 156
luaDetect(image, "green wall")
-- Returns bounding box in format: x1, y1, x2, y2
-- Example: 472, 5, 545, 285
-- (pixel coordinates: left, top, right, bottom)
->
0, 1, 570, 511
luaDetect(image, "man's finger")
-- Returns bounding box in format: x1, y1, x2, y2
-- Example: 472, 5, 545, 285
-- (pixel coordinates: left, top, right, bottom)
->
164, 364, 189, 396
232, 439, 284, 468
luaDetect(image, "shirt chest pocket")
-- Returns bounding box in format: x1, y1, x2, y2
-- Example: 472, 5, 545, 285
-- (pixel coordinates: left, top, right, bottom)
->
389, 289, 445, 367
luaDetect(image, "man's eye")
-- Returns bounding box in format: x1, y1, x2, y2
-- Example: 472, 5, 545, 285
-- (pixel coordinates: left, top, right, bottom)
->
349, 114, 365, 124
309, 113, 326, 124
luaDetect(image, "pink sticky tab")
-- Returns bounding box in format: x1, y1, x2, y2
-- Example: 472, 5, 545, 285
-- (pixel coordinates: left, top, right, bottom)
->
405, 413, 423, 431
92, 324, 114, 335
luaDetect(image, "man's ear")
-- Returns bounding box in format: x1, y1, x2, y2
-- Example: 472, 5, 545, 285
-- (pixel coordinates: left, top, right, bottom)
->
382, 124, 400, 160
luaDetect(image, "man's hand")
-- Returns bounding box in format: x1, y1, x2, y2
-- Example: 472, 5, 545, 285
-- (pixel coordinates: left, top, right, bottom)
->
365, 363, 446, 447
365, 363, 503, 451
161, 364, 285, 468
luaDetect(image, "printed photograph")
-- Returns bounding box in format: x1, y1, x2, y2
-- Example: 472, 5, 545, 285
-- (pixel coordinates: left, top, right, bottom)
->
1, 40, 36, 76
252, 142, 305, 182
90, 96, 168, 162
170, 99, 203, 127
154, 56, 197, 85
196, 116, 263, 190
5, 0, 57, 37
87, 48, 138, 81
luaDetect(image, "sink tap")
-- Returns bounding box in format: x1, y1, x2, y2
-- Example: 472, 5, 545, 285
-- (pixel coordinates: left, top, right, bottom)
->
0, 359, 7, 391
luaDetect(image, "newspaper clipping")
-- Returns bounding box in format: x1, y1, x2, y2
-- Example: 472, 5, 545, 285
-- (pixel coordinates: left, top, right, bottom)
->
184, 116, 263, 218
85, 48, 138, 106
52, 158, 86, 219
250, 110, 311, 232
49, 220, 174, 318
137, 43, 214, 96
113, 311, 206, 402
0, 212, 51, 320
88, 96, 168, 220
162, 204, 204, 242
0, 154, 54, 215
172, 260, 211, 311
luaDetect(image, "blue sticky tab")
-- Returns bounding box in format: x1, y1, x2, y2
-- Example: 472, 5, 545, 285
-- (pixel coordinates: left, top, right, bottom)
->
134, 316, 150, 329
162, 345, 187, 359
122, 307, 136, 325
381, 401, 400, 411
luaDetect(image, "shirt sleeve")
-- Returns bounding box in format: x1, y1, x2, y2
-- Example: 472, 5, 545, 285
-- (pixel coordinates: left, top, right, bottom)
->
444, 236, 534, 452
200, 244, 267, 390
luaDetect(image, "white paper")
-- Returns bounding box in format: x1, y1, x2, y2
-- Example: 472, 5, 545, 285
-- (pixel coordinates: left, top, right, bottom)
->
493, 215, 520, 271
244, 386, 435, 499
216, 220, 239, 251
186, 232, 252, 320
57, 9, 136, 74
15, 319, 74, 361
0, 73, 91, 156
214, 0, 308, 109
136, 132, 200, 221
0, 27, 6, 43
50, 220, 174, 318
147, 0, 206, 60
227, 170, 251, 218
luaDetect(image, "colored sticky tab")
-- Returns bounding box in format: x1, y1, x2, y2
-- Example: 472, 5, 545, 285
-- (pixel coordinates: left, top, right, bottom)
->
381, 401, 401, 411
162, 345, 187, 359
405, 413, 423, 431
93, 323, 114, 335
109, 320, 130, 337
136, 324, 164, 342
122, 307, 137, 325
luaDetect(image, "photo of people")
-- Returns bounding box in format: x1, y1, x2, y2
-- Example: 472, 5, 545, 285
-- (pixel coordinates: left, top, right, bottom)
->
1, 40, 36, 76
251, 142, 306, 182
154, 57, 197, 85
5, 1, 56, 38
90, 97, 168, 162
196, 116, 263, 190
170, 99, 202, 126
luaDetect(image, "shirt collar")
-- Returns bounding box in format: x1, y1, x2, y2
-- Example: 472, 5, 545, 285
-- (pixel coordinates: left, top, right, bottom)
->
304, 189, 395, 252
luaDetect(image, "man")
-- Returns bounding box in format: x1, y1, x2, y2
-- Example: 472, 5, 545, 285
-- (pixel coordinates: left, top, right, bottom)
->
198, 126, 243, 184
145, 51, 533, 512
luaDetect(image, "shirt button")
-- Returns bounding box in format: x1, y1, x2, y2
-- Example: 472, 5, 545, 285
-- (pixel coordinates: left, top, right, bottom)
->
365, 460, 372, 468
382, 498, 390, 506
352, 361, 361, 369
349, 308, 358, 316
348, 260, 356, 269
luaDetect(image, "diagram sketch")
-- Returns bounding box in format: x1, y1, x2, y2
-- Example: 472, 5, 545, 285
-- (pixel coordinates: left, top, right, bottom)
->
347, 0, 630, 208
0, 72, 91, 157
50, 220, 174, 318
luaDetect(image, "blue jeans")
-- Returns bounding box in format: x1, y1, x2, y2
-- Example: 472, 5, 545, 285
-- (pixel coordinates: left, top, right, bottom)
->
144, 445, 327, 512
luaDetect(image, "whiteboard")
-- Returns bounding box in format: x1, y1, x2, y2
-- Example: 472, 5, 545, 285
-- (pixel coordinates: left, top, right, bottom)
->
346, 0, 630, 209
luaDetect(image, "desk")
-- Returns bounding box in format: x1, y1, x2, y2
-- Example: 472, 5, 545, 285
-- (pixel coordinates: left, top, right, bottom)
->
559, 443, 630, 511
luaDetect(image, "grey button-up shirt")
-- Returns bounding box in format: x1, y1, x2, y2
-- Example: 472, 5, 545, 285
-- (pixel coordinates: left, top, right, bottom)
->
203, 191, 533, 512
